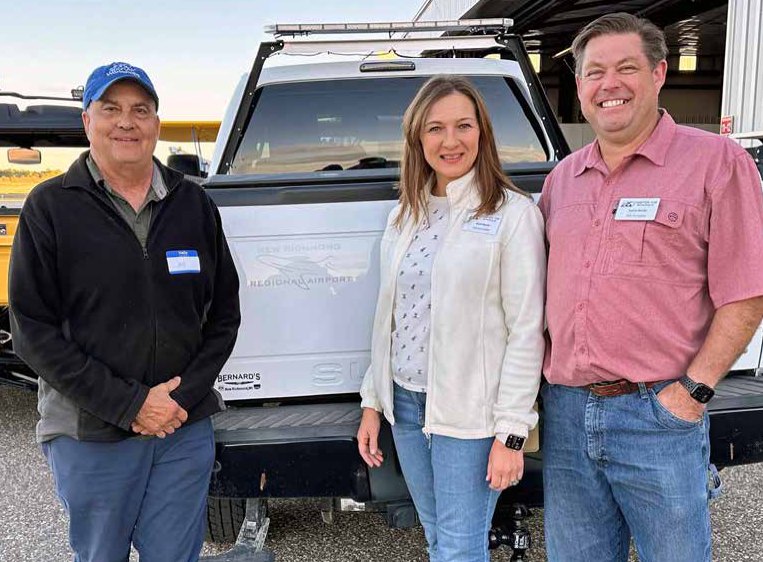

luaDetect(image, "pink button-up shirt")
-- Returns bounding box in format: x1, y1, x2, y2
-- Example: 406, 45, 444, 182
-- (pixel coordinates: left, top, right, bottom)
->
539, 112, 763, 386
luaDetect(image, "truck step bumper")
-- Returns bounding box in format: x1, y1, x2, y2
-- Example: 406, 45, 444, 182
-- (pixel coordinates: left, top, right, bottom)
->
209, 402, 370, 499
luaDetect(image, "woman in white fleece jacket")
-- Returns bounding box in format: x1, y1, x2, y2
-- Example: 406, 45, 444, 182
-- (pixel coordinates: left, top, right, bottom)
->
357, 75, 546, 562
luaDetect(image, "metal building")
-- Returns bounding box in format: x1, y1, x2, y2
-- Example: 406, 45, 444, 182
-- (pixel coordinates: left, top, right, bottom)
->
413, 1, 732, 149
721, 0, 763, 146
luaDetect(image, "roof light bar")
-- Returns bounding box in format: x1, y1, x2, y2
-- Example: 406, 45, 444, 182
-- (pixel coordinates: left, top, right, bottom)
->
280, 35, 503, 57
265, 19, 513, 38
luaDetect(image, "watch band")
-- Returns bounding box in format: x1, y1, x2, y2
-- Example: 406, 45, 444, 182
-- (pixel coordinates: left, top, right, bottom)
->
679, 375, 715, 404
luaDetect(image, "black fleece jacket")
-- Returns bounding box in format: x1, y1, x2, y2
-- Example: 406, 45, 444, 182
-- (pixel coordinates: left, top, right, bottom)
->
9, 152, 240, 441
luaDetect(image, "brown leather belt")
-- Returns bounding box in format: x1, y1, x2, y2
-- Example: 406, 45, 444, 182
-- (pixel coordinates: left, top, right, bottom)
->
586, 379, 659, 397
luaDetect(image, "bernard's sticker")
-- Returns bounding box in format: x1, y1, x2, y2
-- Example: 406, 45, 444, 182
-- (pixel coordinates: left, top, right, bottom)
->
217, 372, 262, 394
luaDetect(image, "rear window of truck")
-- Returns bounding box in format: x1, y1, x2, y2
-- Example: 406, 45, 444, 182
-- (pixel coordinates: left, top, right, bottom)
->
227, 75, 548, 176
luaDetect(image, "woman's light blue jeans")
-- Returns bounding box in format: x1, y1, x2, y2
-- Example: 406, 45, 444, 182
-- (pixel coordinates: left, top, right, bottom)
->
391, 383, 500, 562
542, 381, 721, 562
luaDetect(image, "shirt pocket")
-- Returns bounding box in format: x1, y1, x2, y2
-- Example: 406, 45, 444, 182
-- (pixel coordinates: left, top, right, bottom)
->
611, 199, 685, 267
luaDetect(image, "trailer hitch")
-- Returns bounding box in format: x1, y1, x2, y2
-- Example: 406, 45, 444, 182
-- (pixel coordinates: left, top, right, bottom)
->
488, 503, 532, 561
200, 498, 275, 562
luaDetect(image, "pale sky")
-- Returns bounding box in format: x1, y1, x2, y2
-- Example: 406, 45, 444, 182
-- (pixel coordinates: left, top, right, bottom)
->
1, 0, 424, 120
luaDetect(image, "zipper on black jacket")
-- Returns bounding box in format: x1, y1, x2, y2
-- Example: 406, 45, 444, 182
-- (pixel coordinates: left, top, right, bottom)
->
84, 183, 172, 387
137, 233, 156, 385
143, 193, 173, 387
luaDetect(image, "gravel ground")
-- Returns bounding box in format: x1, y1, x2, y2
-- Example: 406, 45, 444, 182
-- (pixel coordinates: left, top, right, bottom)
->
1, 385, 761, 562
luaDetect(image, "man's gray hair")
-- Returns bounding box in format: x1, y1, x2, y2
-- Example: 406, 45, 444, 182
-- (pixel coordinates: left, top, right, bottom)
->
571, 12, 668, 75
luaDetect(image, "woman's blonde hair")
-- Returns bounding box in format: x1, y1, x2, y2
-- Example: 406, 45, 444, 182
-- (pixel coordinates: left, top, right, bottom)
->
395, 75, 524, 229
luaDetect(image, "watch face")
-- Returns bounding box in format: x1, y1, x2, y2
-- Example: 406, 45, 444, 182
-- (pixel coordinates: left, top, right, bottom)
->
505, 435, 525, 450
692, 384, 715, 404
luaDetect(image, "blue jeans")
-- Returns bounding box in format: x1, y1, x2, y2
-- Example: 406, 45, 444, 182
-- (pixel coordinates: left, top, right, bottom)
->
41, 417, 215, 562
391, 383, 500, 562
542, 382, 721, 562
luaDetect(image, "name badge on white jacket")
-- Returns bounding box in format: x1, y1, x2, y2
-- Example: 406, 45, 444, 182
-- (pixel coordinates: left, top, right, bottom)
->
462, 214, 502, 235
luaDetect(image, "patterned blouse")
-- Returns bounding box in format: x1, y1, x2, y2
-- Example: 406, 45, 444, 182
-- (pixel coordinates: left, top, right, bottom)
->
391, 195, 449, 392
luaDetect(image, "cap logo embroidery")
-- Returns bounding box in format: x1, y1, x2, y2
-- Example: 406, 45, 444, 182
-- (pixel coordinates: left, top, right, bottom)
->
106, 63, 141, 78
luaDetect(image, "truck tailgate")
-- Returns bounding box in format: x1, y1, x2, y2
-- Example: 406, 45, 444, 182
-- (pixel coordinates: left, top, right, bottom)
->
214, 197, 396, 402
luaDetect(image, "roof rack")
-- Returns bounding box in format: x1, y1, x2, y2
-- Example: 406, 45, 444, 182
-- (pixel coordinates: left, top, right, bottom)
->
264, 19, 515, 57
265, 18, 513, 38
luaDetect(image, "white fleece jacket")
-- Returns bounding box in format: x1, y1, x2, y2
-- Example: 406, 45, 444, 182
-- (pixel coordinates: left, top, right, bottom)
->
360, 170, 546, 439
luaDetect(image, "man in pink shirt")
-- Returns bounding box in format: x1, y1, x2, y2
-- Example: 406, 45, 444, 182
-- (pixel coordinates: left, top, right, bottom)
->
539, 12, 763, 562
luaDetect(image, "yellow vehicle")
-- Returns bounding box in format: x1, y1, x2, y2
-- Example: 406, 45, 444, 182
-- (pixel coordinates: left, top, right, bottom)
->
0, 91, 218, 387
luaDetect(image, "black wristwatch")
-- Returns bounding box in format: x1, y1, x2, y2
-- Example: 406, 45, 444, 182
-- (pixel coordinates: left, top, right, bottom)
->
504, 434, 526, 451
679, 375, 715, 404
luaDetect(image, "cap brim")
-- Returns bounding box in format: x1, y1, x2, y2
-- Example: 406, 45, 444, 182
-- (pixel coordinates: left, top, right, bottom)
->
88, 77, 159, 109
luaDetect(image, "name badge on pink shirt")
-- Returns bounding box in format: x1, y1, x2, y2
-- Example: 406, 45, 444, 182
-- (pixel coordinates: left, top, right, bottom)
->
614, 198, 661, 221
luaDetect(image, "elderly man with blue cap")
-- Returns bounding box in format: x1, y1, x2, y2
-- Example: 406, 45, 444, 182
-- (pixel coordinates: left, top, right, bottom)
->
9, 62, 241, 561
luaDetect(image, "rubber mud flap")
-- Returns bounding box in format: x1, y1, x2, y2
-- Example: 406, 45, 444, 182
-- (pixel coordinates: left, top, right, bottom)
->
385, 500, 418, 529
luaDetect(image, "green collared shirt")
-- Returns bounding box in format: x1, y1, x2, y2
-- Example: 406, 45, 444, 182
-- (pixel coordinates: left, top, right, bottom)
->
86, 155, 168, 249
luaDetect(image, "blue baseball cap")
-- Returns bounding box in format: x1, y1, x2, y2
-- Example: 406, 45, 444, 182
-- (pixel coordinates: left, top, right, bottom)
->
83, 62, 159, 110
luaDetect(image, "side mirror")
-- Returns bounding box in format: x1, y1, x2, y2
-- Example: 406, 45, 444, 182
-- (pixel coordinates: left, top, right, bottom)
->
167, 154, 204, 177
7, 148, 42, 165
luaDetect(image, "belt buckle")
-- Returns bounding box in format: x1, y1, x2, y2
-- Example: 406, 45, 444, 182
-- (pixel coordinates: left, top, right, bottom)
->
589, 381, 618, 388
588, 379, 631, 397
